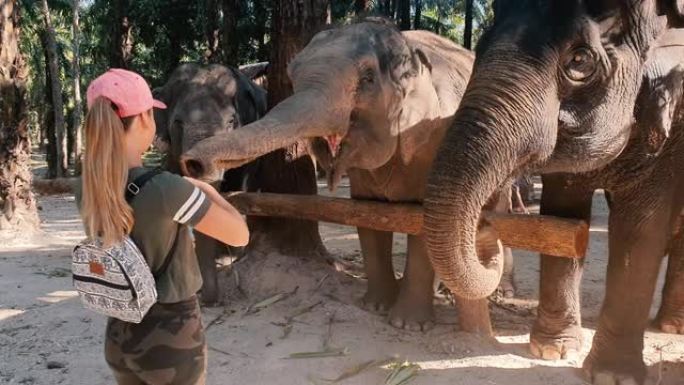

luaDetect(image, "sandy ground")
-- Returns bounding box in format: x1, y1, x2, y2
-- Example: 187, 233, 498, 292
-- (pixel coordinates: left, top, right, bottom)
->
1, 181, 683, 385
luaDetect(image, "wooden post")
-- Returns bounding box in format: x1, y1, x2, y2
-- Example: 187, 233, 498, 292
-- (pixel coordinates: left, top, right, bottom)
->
225, 192, 590, 258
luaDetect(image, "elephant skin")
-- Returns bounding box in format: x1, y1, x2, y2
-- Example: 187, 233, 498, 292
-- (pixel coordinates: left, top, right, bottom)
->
154, 63, 267, 304
531, 32, 684, 382
181, 20, 511, 332
422, 1, 684, 384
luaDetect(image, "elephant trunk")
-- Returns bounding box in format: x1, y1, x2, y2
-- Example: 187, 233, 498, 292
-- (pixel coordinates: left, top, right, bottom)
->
180, 89, 351, 179
423, 53, 558, 300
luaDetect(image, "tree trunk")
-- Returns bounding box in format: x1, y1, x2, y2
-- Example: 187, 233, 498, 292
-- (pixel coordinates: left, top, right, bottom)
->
464, 0, 474, 50
71, 0, 82, 168
390, 0, 398, 19
398, 0, 411, 30
41, 31, 57, 179
222, 0, 239, 67
41, 0, 67, 178
382, 0, 391, 17
254, 1, 269, 62
354, 0, 369, 15
204, 0, 221, 63
0, 0, 39, 232
248, 0, 329, 258
414, 0, 422, 29
109, 0, 133, 68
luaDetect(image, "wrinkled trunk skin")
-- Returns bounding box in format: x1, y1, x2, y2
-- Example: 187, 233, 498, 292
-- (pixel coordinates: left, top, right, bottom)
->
181, 90, 350, 178
0, 1, 39, 232
423, 50, 558, 300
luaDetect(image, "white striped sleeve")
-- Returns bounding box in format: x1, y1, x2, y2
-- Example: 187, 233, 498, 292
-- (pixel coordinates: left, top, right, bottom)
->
162, 173, 211, 226
173, 187, 207, 224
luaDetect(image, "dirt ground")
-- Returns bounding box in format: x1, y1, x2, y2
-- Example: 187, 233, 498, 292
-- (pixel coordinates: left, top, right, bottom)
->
1, 181, 683, 385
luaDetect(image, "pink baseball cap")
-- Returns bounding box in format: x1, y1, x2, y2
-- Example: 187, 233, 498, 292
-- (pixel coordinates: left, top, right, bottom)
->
86, 68, 166, 118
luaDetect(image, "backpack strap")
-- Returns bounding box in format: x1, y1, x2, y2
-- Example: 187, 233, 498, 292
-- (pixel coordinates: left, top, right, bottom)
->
125, 168, 163, 203
123, 168, 178, 279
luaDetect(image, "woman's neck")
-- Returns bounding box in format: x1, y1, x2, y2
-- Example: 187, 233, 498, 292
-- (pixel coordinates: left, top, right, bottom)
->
126, 150, 143, 169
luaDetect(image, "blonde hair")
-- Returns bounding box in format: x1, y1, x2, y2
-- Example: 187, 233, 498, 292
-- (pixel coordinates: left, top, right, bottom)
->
81, 98, 135, 246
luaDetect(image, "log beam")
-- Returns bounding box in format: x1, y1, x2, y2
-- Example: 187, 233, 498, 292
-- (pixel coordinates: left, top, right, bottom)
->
225, 192, 589, 259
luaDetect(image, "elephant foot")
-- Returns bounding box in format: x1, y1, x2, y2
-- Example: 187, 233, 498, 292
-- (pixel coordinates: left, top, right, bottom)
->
387, 296, 435, 332
587, 371, 641, 385
530, 323, 582, 360
655, 308, 684, 334
199, 286, 220, 307
360, 281, 399, 315
582, 350, 646, 385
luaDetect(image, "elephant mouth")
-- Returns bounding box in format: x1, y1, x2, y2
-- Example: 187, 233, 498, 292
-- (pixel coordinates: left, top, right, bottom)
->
325, 134, 343, 157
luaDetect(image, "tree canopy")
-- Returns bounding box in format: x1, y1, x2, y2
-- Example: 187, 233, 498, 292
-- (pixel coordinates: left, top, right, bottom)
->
18, 0, 493, 177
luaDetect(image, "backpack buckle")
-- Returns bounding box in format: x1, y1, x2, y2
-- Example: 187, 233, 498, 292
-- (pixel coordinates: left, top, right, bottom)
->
127, 183, 140, 196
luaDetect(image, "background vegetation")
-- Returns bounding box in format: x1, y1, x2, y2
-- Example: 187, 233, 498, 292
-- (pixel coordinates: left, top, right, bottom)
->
18, 0, 493, 178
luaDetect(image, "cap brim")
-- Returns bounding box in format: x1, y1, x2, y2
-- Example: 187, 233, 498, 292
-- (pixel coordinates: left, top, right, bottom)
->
153, 99, 167, 109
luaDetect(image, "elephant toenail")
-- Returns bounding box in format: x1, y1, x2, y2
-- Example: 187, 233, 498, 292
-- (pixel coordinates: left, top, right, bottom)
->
541, 347, 562, 360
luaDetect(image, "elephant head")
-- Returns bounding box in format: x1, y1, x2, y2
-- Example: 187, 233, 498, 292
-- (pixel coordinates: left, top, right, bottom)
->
423, 0, 682, 300
181, 20, 448, 190
154, 63, 266, 178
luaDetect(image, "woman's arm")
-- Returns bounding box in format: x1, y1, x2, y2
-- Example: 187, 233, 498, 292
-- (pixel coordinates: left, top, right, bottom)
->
184, 177, 250, 247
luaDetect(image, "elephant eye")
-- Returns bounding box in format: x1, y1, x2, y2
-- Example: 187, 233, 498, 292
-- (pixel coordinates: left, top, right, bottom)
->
360, 70, 375, 86
563, 47, 597, 82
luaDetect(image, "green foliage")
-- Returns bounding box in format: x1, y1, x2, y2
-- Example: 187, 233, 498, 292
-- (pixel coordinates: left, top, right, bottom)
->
19, 0, 491, 145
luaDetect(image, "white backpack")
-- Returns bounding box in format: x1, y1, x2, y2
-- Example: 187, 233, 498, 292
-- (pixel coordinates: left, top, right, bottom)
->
72, 169, 177, 323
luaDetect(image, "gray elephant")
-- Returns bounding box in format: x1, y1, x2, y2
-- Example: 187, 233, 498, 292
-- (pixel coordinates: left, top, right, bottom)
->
154, 63, 267, 304
422, 2, 684, 384
180, 20, 511, 332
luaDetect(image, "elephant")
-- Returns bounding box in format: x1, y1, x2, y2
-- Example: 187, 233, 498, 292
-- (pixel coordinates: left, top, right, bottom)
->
153, 63, 267, 304
421, 1, 684, 384
656, 211, 684, 334
180, 19, 513, 332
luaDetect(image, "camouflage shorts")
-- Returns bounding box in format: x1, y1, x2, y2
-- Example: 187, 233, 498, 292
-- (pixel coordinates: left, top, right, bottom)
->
105, 296, 207, 385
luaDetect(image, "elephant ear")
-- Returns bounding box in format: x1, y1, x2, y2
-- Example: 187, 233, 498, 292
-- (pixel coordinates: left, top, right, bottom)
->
638, 63, 684, 155
395, 47, 441, 165
230, 66, 268, 126
657, 0, 684, 27
152, 87, 170, 153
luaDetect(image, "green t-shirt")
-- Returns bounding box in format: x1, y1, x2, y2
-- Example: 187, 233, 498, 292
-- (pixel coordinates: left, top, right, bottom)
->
75, 167, 211, 303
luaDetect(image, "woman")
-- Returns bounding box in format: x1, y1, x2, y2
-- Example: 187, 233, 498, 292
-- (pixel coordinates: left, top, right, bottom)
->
78, 68, 249, 384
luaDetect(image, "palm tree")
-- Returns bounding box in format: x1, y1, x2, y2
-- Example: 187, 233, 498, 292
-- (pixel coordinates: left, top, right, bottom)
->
0, 0, 39, 232
41, 0, 67, 177
71, 0, 82, 166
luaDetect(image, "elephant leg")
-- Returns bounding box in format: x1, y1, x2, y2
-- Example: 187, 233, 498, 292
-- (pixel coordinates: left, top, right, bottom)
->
531, 174, 593, 361
499, 247, 516, 298
488, 187, 517, 298
655, 217, 684, 334
583, 193, 673, 385
359, 228, 398, 314
388, 235, 436, 331
194, 231, 222, 306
